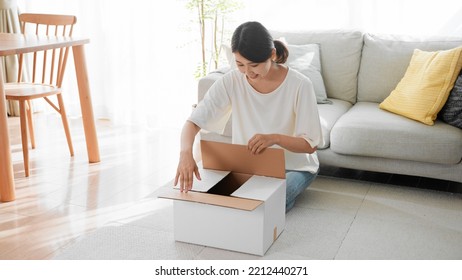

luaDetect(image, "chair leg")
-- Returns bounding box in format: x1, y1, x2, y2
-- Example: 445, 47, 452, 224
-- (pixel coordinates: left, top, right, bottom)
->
19, 101, 30, 177
57, 94, 74, 156
26, 100, 36, 149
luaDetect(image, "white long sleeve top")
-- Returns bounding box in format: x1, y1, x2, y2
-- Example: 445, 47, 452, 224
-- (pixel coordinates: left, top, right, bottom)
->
189, 68, 323, 173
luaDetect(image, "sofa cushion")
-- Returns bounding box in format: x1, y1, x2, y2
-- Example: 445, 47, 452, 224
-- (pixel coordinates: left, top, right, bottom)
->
270, 30, 363, 104
330, 102, 462, 164
317, 98, 352, 149
358, 33, 462, 103
380, 47, 462, 125
439, 71, 462, 129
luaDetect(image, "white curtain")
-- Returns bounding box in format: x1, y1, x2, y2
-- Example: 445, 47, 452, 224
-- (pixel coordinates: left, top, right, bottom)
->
17, 0, 462, 129
235, 0, 462, 36
18, 0, 199, 129
1, 0, 21, 116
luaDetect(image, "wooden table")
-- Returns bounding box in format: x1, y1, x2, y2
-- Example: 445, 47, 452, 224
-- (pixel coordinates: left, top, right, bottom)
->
0, 33, 100, 202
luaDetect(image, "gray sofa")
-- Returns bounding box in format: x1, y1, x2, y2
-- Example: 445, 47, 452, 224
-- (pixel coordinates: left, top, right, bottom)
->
196, 30, 462, 183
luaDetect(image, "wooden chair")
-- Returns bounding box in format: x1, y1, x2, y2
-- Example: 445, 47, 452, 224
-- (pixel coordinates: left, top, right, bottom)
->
5, 13, 77, 177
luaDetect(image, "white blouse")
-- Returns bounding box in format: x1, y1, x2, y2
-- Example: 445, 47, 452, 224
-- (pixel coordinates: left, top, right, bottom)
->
189, 68, 323, 173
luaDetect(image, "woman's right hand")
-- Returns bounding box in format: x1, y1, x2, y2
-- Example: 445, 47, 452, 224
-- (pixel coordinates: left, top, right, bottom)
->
174, 151, 201, 193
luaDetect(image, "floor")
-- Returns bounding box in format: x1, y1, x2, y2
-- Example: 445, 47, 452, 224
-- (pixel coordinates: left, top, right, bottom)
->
1, 113, 462, 260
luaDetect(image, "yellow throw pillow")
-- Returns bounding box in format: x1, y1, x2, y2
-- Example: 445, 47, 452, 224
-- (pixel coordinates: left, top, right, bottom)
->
380, 47, 462, 125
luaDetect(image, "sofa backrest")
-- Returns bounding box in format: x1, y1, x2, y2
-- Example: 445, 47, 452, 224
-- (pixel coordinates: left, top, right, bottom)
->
270, 29, 363, 104
358, 33, 462, 103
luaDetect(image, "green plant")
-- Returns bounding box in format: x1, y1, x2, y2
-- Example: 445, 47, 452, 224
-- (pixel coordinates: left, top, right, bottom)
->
186, 0, 243, 78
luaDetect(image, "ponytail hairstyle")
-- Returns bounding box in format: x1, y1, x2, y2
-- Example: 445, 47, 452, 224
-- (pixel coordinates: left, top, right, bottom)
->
231, 21, 289, 64
273, 39, 289, 64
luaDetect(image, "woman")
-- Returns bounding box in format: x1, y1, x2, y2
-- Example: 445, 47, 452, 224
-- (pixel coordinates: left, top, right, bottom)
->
175, 21, 322, 212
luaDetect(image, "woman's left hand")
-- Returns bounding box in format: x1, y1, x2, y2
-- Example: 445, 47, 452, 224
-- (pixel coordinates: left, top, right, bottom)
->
248, 134, 278, 155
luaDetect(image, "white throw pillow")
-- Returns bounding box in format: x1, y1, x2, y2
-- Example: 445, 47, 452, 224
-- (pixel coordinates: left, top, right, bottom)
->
222, 43, 330, 104
222, 44, 237, 69
285, 43, 330, 104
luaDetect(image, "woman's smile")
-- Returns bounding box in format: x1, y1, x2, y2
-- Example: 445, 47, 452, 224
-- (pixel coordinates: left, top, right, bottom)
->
247, 73, 259, 79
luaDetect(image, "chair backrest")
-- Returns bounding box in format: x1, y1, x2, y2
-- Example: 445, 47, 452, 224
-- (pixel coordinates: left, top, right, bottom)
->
17, 13, 77, 87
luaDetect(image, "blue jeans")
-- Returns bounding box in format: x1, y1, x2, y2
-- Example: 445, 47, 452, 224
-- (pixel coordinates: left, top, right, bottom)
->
285, 169, 318, 212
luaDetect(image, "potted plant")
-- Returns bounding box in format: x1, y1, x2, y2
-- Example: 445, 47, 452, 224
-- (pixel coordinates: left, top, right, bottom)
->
186, 0, 243, 78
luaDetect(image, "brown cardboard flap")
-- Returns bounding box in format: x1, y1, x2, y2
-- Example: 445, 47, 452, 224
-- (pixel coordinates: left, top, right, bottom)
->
159, 189, 263, 211
201, 140, 286, 179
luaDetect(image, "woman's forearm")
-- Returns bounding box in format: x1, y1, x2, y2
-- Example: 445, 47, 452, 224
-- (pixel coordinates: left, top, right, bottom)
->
248, 133, 317, 155
180, 120, 201, 155
274, 134, 317, 154
175, 120, 202, 192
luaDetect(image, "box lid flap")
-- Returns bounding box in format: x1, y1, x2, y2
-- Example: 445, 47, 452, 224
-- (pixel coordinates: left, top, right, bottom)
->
158, 189, 263, 211
231, 175, 285, 201
173, 168, 230, 193
201, 140, 286, 179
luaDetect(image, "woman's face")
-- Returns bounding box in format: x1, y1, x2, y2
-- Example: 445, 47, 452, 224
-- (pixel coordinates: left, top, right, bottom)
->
234, 51, 274, 82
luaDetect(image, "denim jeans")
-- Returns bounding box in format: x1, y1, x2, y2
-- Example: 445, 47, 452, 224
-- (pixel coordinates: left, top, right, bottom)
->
285, 169, 318, 212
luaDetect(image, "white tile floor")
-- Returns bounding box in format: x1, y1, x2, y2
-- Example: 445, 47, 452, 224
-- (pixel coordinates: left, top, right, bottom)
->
1, 113, 462, 260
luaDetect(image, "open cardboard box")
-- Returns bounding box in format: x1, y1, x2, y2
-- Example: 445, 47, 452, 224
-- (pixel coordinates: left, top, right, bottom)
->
159, 140, 286, 256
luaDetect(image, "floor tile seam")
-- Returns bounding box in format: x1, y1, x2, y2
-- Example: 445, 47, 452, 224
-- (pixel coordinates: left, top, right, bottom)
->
333, 181, 373, 260
351, 199, 462, 227
318, 175, 379, 191
321, 178, 462, 231
345, 211, 462, 236
281, 226, 349, 244
283, 207, 362, 244
356, 183, 462, 217
265, 252, 335, 260
332, 211, 462, 259
296, 176, 373, 215
290, 205, 361, 223
193, 246, 208, 260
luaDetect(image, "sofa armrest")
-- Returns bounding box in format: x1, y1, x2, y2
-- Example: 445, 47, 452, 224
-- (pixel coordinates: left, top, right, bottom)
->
197, 66, 231, 102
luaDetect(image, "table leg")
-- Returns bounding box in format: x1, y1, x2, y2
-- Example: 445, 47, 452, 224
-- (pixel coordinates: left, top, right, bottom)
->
72, 45, 100, 163
0, 71, 16, 202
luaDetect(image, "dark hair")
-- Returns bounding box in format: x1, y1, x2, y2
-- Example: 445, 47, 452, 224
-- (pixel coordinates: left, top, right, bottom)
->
231, 21, 289, 64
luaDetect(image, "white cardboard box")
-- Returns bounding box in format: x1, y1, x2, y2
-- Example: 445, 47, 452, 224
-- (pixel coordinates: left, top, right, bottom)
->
159, 140, 286, 256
